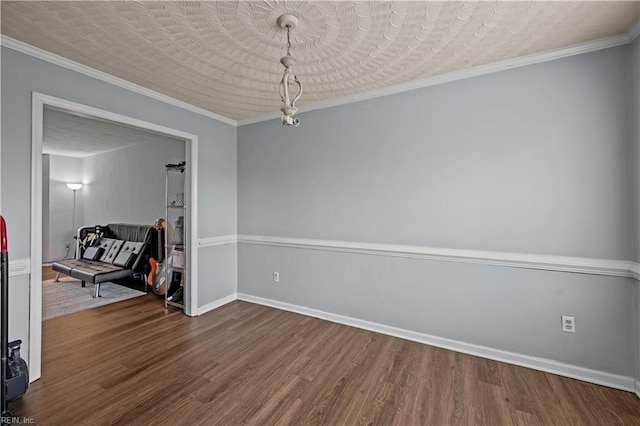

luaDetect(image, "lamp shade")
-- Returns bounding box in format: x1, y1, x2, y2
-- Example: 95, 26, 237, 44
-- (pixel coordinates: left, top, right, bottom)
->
66, 183, 83, 190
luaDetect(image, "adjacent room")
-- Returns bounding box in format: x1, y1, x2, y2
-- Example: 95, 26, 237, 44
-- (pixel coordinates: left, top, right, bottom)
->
1, 1, 640, 424
41, 107, 186, 320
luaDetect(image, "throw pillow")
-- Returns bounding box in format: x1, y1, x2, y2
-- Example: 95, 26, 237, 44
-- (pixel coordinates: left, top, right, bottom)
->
103, 240, 125, 264
82, 246, 104, 261
96, 238, 116, 262
113, 241, 144, 268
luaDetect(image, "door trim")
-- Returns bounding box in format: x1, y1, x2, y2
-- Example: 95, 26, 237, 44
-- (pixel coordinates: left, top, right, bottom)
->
30, 92, 200, 380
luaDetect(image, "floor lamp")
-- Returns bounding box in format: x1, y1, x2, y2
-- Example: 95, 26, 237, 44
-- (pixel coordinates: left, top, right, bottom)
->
66, 183, 83, 256
54, 183, 82, 283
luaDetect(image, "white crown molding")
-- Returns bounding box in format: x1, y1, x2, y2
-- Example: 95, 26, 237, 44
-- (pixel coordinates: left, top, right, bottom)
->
0, 35, 238, 127
197, 293, 237, 316
198, 234, 238, 248
8, 258, 30, 277
237, 33, 632, 126
2, 29, 634, 129
236, 292, 635, 392
238, 234, 636, 278
627, 20, 640, 42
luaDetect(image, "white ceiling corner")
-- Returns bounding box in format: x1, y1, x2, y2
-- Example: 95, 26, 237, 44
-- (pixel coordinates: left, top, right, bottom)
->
2, 1, 639, 123
43, 108, 183, 158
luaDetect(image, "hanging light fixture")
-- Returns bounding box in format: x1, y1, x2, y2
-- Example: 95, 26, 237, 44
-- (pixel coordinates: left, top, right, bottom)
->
277, 14, 303, 127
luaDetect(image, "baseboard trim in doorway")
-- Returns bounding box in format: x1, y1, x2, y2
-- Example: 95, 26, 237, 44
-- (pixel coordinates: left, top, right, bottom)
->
197, 293, 237, 316
236, 293, 635, 393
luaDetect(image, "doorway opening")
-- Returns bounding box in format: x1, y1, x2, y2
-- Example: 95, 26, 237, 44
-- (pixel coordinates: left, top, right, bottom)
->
30, 93, 200, 381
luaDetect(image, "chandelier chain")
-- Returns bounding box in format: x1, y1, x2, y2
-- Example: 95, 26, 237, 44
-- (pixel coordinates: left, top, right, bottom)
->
278, 14, 302, 126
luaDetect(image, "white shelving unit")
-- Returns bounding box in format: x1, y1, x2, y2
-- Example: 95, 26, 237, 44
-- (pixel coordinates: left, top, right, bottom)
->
165, 162, 186, 310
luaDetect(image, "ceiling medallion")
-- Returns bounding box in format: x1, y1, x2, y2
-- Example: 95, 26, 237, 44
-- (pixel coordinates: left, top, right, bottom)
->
277, 14, 303, 127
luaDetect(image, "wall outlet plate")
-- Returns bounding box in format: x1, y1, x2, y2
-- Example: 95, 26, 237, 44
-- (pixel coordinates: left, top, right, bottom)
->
273, 272, 280, 282
562, 315, 575, 333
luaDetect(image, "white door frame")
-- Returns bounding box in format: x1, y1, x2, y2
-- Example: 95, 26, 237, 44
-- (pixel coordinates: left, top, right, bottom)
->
30, 92, 200, 381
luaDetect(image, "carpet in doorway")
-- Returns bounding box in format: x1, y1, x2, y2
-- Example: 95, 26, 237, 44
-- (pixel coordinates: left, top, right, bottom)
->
42, 277, 145, 321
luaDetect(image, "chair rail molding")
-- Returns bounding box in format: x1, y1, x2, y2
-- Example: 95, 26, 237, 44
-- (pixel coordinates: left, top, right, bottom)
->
8, 258, 30, 277
198, 234, 238, 248
630, 262, 640, 280
238, 235, 638, 279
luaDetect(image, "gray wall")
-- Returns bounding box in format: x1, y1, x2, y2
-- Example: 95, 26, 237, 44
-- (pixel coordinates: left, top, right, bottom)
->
238, 45, 637, 376
239, 45, 632, 260
81, 137, 184, 227
1, 46, 237, 364
238, 245, 635, 375
45, 154, 84, 262
44, 138, 184, 263
629, 36, 640, 384
631, 37, 640, 265
2, 31, 638, 384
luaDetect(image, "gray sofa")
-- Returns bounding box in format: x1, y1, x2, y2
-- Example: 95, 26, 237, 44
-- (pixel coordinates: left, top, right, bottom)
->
52, 223, 162, 298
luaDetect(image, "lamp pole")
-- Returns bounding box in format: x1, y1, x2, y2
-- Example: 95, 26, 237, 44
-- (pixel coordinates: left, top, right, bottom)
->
66, 183, 83, 256
71, 188, 77, 242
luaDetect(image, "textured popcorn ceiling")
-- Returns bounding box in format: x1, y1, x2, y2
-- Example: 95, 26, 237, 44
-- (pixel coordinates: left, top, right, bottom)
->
43, 108, 183, 158
2, 1, 639, 121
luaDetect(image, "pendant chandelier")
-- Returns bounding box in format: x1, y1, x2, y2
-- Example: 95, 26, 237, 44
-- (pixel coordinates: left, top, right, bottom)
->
277, 14, 303, 127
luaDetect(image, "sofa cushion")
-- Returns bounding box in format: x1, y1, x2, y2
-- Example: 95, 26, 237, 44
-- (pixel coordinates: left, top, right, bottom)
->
82, 246, 104, 261
69, 262, 130, 283
102, 240, 125, 264
51, 258, 131, 283
113, 241, 144, 268
53, 259, 107, 270
51, 259, 75, 275
96, 238, 116, 262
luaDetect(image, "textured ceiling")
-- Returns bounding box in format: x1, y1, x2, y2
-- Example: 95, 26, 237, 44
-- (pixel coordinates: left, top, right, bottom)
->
43, 108, 183, 158
2, 1, 639, 121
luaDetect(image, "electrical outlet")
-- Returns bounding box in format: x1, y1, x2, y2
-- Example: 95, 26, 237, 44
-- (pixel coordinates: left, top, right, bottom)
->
562, 316, 575, 333
65, 243, 70, 250
273, 272, 280, 282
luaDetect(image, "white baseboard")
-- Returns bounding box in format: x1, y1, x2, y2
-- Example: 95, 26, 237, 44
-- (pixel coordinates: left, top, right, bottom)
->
193, 291, 637, 393
236, 292, 635, 393
197, 293, 237, 315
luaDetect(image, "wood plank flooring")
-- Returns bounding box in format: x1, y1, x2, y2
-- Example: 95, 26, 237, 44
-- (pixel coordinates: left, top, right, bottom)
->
10, 294, 640, 425
42, 264, 57, 281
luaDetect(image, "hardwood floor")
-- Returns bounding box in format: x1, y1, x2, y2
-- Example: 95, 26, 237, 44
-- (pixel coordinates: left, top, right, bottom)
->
11, 294, 640, 425
42, 264, 57, 281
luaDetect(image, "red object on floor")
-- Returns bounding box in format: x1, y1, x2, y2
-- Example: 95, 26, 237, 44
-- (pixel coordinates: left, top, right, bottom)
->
0, 216, 7, 252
